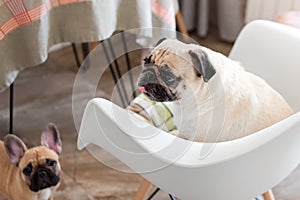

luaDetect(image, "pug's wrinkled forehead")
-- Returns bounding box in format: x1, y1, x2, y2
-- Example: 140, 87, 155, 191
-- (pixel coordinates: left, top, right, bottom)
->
144, 39, 191, 67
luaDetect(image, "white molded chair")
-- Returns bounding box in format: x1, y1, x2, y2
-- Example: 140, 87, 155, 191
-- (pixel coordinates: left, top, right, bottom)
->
77, 20, 300, 200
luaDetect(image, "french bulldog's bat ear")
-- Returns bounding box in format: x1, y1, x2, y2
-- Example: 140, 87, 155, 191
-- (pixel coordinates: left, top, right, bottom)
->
4, 135, 27, 166
188, 50, 216, 82
155, 37, 167, 47
41, 123, 62, 155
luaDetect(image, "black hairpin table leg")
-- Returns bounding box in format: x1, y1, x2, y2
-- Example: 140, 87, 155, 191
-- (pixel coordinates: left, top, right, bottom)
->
9, 82, 14, 134
71, 43, 81, 68
81, 43, 90, 70
147, 188, 160, 200
146, 187, 176, 200
81, 42, 89, 58
169, 194, 176, 200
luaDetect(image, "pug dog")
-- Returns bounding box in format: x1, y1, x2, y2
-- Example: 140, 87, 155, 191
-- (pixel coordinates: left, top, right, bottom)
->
0, 123, 62, 200
137, 38, 293, 142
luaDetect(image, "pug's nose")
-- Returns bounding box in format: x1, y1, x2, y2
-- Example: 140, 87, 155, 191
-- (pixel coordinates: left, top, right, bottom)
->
140, 69, 158, 84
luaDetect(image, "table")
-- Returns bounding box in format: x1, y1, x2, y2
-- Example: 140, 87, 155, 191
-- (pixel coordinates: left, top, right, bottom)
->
0, 0, 179, 92
0, 0, 179, 134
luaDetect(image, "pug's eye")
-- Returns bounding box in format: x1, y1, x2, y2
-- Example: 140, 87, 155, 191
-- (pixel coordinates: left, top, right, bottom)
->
46, 159, 57, 167
165, 75, 175, 83
23, 163, 32, 176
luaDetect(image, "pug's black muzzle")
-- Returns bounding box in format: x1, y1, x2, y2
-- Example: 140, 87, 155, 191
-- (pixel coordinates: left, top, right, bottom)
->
143, 83, 171, 102
138, 69, 177, 102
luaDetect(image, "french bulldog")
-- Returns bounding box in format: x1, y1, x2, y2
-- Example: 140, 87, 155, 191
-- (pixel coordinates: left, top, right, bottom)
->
0, 123, 62, 200
137, 38, 293, 142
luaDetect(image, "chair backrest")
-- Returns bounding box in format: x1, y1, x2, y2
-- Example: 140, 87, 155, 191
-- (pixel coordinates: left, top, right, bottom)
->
229, 20, 300, 111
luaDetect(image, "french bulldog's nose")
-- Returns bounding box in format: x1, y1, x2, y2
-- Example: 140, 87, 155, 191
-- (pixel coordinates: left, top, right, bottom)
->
38, 171, 47, 179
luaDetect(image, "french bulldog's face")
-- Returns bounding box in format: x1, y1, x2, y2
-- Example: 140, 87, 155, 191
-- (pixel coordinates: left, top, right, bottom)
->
19, 146, 61, 192
137, 39, 216, 102
4, 123, 62, 192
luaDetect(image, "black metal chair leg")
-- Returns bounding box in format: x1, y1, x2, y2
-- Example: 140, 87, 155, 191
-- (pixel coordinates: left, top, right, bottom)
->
9, 82, 14, 134
71, 43, 81, 68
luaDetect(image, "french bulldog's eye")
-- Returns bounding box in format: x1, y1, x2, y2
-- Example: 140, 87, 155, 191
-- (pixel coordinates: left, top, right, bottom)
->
23, 164, 32, 176
46, 159, 57, 167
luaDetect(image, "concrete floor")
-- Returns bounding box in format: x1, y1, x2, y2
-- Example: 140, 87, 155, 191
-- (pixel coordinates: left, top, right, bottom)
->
0, 30, 299, 200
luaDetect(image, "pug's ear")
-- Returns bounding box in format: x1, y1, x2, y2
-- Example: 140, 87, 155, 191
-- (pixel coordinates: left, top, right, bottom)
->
4, 135, 27, 166
188, 50, 216, 82
41, 123, 62, 155
155, 37, 167, 47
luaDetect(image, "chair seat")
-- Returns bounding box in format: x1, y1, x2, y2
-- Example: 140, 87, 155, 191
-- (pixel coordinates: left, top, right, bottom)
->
78, 98, 300, 200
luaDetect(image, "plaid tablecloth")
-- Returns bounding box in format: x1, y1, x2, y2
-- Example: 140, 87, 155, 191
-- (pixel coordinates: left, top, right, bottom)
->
0, 0, 178, 92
